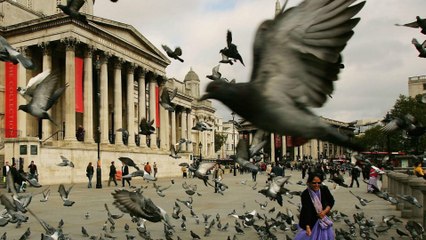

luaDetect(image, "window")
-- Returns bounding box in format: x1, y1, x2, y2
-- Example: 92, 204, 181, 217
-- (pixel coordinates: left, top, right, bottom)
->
423, 83, 426, 90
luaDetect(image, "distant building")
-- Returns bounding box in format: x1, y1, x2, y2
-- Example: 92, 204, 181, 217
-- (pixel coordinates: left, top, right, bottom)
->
408, 75, 426, 97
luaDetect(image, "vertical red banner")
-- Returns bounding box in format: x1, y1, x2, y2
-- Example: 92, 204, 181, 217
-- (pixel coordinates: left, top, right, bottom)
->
75, 57, 84, 113
275, 134, 282, 148
155, 86, 160, 128
4, 62, 18, 138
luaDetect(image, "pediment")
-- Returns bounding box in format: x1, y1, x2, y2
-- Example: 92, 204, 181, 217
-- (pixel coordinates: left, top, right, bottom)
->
90, 16, 170, 65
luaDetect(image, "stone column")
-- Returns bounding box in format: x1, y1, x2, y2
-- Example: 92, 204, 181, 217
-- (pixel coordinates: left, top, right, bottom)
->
282, 136, 287, 157
126, 63, 136, 146
113, 58, 123, 145
159, 94, 168, 150
39, 42, 53, 140
83, 46, 94, 143
62, 37, 78, 141
148, 74, 158, 149
180, 111, 187, 151
17, 48, 28, 137
138, 68, 147, 148
99, 52, 111, 144
270, 133, 275, 162
187, 109, 193, 153
171, 110, 176, 145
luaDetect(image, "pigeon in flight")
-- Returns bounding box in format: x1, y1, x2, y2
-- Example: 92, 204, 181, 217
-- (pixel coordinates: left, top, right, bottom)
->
160, 87, 177, 112
112, 189, 173, 228
235, 139, 259, 172
258, 175, 291, 206
161, 45, 184, 62
220, 30, 245, 66
57, 0, 88, 24
200, 0, 366, 151
17, 70, 51, 102
396, 16, 426, 35
411, 38, 426, 58
18, 71, 68, 125
58, 155, 74, 168
139, 118, 155, 135
206, 64, 228, 81
192, 117, 212, 132
118, 157, 140, 170
0, 35, 34, 69
58, 184, 75, 206
170, 144, 181, 159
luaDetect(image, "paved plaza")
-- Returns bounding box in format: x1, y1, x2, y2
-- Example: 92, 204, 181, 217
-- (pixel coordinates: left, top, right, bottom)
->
0, 169, 411, 239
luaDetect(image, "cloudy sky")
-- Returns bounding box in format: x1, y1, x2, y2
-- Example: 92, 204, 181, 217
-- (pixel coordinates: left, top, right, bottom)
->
94, 0, 426, 122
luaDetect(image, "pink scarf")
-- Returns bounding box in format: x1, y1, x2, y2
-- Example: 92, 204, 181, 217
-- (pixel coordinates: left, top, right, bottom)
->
308, 188, 333, 229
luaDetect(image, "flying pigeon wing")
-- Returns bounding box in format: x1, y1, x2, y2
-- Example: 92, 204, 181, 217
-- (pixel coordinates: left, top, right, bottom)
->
197, 162, 216, 175
251, 0, 365, 108
29, 71, 60, 111
226, 30, 233, 48
395, 21, 419, 28
118, 157, 138, 168
69, 0, 85, 12
24, 70, 51, 97
161, 45, 173, 54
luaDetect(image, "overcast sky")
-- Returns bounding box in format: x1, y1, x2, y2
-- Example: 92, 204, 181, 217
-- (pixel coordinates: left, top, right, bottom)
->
94, 0, 426, 123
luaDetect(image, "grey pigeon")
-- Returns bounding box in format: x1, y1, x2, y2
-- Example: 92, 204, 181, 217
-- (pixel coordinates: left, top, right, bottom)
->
200, 0, 366, 151
104, 203, 124, 219
19, 72, 67, 125
220, 30, 245, 66
206, 64, 228, 81
0, 35, 34, 69
58, 155, 74, 168
139, 118, 155, 135
192, 117, 212, 132
249, 129, 268, 157
349, 190, 372, 206
161, 45, 184, 62
39, 188, 50, 203
82, 226, 89, 237
17, 70, 51, 101
159, 87, 177, 112
412, 38, 426, 58
112, 189, 172, 228
58, 184, 75, 206
170, 144, 181, 159
396, 16, 426, 35
258, 175, 291, 206
398, 194, 422, 208
57, 0, 88, 24
190, 162, 215, 186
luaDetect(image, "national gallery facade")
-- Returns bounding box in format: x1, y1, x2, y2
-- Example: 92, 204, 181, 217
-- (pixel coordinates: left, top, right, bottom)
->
0, 0, 217, 184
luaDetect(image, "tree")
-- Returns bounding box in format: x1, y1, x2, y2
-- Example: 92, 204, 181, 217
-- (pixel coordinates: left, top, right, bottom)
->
214, 132, 228, 152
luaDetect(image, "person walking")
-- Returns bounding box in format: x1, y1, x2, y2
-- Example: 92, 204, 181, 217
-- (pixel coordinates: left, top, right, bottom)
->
413, 161, 426, 179
27, 161, 38, 181
153, 162, 158, 177
2, 161, 10, 185
367, 166, 379, 193
294, 172, 335, 240
144, 162, 152, 175
181, 166, 188, 178
349, 164, 361, 188
213, 163, 223, 193
122, 163, 131, 187
86, 162, 94, 188
108, 161, 118, 187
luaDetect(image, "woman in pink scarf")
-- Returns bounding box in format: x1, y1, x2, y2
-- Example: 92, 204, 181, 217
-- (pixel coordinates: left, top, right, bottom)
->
294, 172, 335, 240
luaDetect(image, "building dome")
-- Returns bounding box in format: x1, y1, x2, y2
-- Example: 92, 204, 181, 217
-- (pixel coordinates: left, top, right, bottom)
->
184, 67, 200, 82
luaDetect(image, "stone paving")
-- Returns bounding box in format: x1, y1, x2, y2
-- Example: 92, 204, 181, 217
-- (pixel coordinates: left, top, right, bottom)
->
0, 169, 411, 239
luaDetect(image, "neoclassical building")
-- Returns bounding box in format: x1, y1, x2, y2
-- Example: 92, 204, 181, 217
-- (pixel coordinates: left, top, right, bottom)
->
0, 0, 218, 184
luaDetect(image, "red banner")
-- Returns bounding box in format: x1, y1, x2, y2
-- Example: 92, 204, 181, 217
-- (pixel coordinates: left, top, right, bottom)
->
75, 57, 84, 113
5, 62, 18, 138
286, 136, 308, 147
274, 134, 282, 148
155, 86, 160, 128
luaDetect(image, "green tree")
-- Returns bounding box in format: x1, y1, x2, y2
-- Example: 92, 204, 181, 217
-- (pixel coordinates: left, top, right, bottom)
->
356, 94, 426, 154
214, 133, 228, 152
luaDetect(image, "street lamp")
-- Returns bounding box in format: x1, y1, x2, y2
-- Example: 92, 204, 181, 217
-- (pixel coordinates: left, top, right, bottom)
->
95, 55, 102, 189
232, 112, 237, 176
199, 142, 203, 162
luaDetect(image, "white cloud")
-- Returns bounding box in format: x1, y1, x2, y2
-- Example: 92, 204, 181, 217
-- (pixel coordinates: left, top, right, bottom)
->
94, 0, 426, 122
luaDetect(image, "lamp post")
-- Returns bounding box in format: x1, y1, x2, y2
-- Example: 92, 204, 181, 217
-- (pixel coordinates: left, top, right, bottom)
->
95, 55, 102, 189
199, 142, 203, 162
232, 112, 237, 176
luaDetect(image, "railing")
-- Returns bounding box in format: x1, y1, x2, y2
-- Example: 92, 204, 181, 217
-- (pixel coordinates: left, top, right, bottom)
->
41, 130, 64, 144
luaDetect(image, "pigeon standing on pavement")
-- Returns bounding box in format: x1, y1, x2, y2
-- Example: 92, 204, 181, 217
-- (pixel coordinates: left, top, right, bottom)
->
57, 0, 88, 24
161, 45, 184, 62
18, 71, 68, 125
200, 0, 366, 151
0, 35, 34, 69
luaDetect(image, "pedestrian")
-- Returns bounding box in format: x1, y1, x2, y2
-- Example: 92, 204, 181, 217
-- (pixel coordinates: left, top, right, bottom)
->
349, 164, 361, 188
122, 163, 131, 187
86, 162, 94, 188
413, 161, 426, 179
10, 163, 22, 192
27, 160, 38, 181
213, 163, 223, 193
272, 163, 284, 177
367, 166, 379, 193
76, 124, 85, 141
153, 162, 158, 177
181, 166, 187, 178
251, 168, 258, 182
301, 164, 307, 179
2, 161, 10, 184
294, 172, 335, 240
108, 161, 118, 187
144, 162, 152, 175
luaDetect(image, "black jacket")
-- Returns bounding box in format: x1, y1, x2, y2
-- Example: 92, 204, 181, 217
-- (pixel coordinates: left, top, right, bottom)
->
298, 185, 335, 230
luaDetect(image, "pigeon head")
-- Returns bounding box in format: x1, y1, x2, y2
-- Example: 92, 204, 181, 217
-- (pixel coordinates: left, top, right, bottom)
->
199, 79, 232, 101
18, 105, 29, 113
57, 4, 69, 14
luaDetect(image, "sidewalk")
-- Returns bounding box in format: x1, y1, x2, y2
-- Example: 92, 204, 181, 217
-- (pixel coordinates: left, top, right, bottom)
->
0, 170, 408, 239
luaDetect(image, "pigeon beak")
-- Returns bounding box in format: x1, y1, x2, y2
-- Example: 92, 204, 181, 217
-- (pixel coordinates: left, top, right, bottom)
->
198, 93, 210, 101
